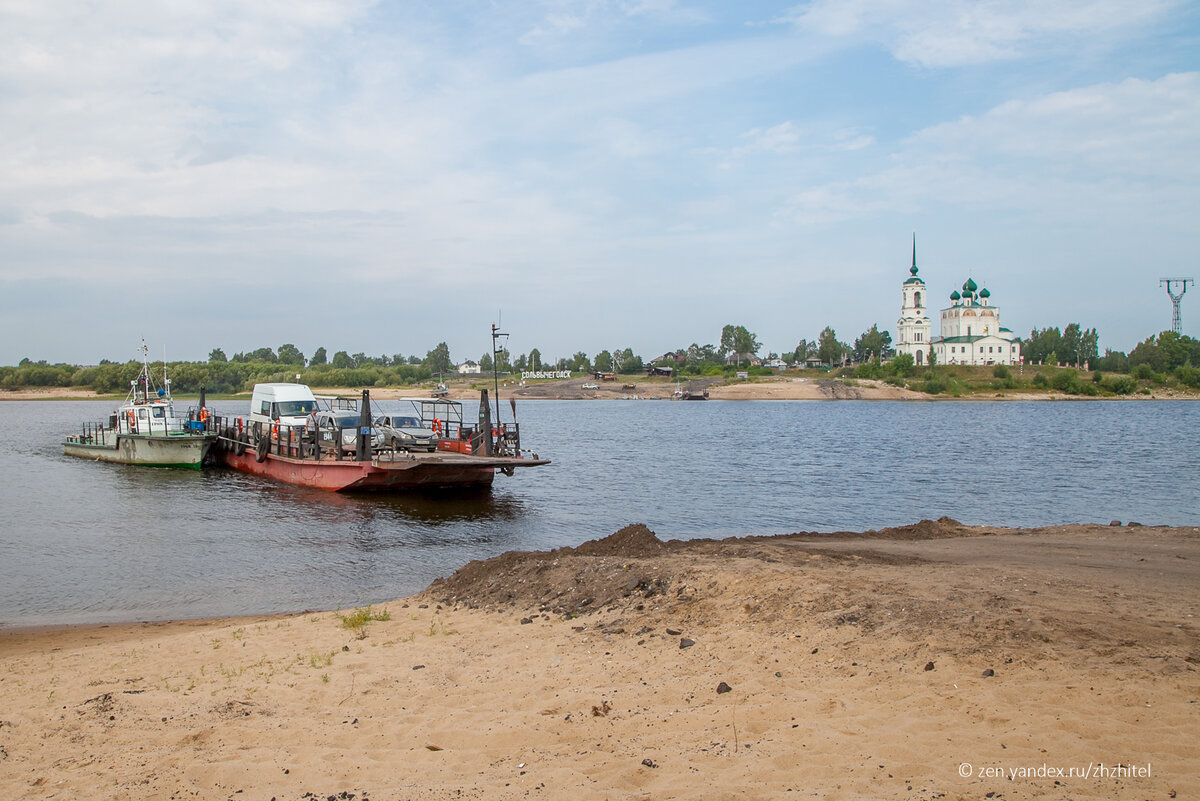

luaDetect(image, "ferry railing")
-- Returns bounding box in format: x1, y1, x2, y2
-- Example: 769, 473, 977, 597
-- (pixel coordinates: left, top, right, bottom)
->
66, 421, 108, 445
206, 413, 527, 463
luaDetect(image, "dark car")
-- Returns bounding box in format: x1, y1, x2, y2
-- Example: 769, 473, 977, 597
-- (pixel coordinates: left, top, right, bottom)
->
373, 414, 437, 452
314, 410, 366, 456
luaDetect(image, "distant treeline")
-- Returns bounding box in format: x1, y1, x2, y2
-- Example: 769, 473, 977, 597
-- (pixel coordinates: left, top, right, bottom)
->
2, 328, 1197, 394
0, 360, 439, 394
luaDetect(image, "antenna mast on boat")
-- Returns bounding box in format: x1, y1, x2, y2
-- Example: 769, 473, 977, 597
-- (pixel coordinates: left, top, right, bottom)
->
162, 343, 171, 400
491, 321, 509, 425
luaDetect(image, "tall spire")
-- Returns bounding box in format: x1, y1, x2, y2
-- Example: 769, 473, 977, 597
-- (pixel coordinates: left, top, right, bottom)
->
910, 233, 918, 275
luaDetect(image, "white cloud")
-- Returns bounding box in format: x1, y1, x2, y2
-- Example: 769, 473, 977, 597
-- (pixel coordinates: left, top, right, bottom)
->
782, 0, 1175, 67
778, 72, 1200, 225
736, 122, 805, 155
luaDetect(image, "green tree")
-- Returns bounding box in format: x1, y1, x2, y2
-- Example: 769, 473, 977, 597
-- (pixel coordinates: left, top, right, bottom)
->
246, 347, 276, 362
594, 350, 613, 372
1079, 328, 1100, 367
277, 343, 305, 366
310, 347, 327, 366
1130, 331, 1200, 372
424, 342, 453, 374
817, 326, 845, 366
208, 348, 227, 363
1060, 323, 1082, 366
528, 348, 542, 371
1024, 327, 1062, 365
1094, 348, 1128, 373
331, 350, 353, 369
569, 351, 591, 372
720, 324, 760, 365
853, 324, 893, 362
793, 339, 816, 364
479, 352, 494, 372
614, 348, 643, 374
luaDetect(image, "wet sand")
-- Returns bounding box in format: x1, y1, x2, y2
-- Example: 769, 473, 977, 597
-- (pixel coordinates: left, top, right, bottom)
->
2, 520, 1197, 800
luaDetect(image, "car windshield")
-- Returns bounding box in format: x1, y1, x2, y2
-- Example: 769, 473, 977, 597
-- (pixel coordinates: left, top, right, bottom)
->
278, 400, 316, 416
391, 416, 422, 428
330, 414, 359, 428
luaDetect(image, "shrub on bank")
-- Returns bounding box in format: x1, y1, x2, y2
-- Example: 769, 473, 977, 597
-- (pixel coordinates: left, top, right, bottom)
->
1102, 375, 1137, 395
1051, 369, 1082, 394
855, 361, 883, 379
1175, 366, 1200, 388
921, 373, 949, 395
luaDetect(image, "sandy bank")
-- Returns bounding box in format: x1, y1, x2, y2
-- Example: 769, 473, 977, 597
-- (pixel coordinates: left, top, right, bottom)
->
2, 520, 1197, 800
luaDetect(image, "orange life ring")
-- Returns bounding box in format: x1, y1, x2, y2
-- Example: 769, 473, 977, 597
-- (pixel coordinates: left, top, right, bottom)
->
126, 411, 136, 429
432, 418, 442, 436
271, 423, 280, 440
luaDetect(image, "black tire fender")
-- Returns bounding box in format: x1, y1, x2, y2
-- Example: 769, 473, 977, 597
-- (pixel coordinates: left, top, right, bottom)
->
255, 436, 269, 462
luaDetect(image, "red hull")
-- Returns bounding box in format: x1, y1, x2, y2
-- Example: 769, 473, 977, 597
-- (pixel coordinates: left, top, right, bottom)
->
220, 450, 498, 492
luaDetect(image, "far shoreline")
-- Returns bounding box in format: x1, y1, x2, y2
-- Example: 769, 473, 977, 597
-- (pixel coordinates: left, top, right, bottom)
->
3, 375, 1198, 403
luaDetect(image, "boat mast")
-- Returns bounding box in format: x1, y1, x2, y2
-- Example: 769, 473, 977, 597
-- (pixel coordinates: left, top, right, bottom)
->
491, 322, 508, 426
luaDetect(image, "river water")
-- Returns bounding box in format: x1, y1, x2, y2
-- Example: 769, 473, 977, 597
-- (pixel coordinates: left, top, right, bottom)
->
2, 398, 1196, 628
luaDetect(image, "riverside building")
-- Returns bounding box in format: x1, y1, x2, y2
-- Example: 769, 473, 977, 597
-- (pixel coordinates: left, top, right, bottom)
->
897, 241, 1023, 367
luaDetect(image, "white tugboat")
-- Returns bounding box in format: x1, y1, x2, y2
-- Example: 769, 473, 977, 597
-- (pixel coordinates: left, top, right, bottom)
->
62, 342, 216, 468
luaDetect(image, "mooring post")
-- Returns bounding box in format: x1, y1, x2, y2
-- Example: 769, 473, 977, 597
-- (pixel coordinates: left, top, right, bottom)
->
477, 389, 493, 456
358, 389, 372, 461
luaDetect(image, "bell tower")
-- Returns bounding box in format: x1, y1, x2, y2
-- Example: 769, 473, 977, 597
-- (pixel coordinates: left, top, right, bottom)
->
896, 235, 931, 365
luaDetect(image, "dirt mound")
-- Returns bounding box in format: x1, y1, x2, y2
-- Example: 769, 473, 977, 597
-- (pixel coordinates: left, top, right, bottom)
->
571, 523, 667, 557
869, 516, 970, 540
424, 524, 680, 615
423, 519, 975, 615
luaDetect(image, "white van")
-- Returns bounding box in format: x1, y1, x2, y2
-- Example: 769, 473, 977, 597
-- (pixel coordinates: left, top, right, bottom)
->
249, 383, 319, 429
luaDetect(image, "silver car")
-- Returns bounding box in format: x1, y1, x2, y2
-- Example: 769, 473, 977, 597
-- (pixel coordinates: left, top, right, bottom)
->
373, 414, 437, 452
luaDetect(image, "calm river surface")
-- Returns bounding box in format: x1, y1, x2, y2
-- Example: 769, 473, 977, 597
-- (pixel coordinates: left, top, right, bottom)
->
2, 398, 1197, 628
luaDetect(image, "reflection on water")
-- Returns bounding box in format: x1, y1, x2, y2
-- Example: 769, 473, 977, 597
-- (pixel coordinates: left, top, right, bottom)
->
2, 398, 1198, 627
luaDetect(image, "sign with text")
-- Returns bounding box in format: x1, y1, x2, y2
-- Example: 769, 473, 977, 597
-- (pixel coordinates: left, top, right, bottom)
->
521, 370, 572, 380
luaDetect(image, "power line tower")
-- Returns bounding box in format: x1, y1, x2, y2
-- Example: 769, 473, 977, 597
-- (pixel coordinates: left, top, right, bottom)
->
1161, 278, 1194, 335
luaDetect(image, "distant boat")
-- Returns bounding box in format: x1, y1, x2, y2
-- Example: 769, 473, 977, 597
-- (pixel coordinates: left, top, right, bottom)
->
62, 342, 216, 468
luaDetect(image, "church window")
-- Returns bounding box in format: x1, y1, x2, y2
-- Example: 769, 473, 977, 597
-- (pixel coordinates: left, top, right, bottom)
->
914, 291, 922, 308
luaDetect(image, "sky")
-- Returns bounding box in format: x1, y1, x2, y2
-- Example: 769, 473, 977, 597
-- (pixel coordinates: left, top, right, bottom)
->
2, 0, 1198, 366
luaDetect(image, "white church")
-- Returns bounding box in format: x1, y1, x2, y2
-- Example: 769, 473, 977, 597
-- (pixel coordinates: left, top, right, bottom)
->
895, 240, 1022, 367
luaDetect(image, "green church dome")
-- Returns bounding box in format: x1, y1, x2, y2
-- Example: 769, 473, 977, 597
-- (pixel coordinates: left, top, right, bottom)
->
963, 277, 978, 292
979, 287, 991, 298
950, 290, 961, 301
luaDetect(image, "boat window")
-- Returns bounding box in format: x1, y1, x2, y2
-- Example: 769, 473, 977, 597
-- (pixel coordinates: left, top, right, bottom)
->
278, 400, 317, 417
138, 409, 149, 419
152, 407, 165, 418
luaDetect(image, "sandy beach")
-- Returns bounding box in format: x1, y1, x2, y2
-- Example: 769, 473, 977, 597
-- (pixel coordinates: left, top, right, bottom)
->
1, 520, 1196, 800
